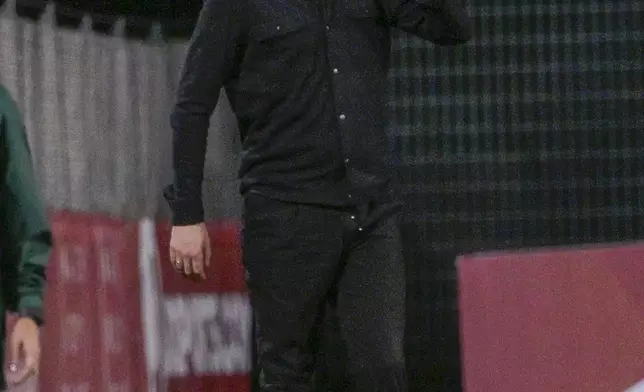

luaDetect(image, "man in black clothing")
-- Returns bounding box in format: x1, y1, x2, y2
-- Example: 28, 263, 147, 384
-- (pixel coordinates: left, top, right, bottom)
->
165, 0, 471, 390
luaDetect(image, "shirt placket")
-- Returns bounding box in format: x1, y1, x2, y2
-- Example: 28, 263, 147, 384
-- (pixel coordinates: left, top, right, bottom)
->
324, 13, 354, 203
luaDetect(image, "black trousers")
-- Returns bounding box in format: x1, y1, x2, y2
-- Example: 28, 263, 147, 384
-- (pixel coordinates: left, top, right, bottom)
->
242, 193, 407, 391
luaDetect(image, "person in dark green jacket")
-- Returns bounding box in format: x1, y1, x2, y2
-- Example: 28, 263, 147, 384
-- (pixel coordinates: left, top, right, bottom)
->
0, 85, 51, 388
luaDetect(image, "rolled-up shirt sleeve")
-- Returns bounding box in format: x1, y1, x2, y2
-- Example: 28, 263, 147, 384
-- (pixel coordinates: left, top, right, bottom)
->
164, 0, 245, 225
380, 0, 472, 45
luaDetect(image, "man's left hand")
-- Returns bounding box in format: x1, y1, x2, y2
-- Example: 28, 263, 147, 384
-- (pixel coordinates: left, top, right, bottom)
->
6, 317, 41, 386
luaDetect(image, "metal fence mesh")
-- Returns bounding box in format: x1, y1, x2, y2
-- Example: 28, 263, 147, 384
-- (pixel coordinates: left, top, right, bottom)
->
389, 1, 644, 389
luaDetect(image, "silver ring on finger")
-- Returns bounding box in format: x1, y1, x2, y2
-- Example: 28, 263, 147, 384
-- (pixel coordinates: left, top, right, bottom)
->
174, 259, 184, 271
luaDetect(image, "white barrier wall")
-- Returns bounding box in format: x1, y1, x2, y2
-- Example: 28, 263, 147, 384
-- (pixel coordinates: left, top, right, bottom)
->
0, 1, 241, 221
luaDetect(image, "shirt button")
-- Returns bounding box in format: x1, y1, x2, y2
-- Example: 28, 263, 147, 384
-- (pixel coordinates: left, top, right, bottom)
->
326, 25, 330, 30
350, 215, 356, 220
348, 194, 352, 199
344, 158, 349, 163
333, 68, 339, 74
358, 227, 364, 232
276, 25, 281, 31
339, 114, 346, 120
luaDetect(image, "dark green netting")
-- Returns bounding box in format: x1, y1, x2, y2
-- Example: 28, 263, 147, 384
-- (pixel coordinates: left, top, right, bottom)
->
388, 1, 643, 390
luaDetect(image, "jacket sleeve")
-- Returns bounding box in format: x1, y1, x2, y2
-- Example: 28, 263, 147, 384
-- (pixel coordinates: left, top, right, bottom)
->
380, 0, 472, 45
164, 0, 245, 226
0, 91, 51, 324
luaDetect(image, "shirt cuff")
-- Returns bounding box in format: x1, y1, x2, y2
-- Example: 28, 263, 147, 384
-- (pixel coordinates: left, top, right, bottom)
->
164, 185, 205, 226
18, 296, 44, 326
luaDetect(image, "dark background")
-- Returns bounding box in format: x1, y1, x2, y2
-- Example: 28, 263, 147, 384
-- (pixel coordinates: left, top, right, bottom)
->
8, 0, 644, 391
3, 0, 202, 37
387, 1, 643, 389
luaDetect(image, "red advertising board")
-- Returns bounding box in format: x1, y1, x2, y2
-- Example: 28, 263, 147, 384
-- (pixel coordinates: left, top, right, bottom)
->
4, 214, 249, 392
458, 244, 644, 392
155, 220, 251, 392
37, 212, 146, 392
90, 215, 146, 392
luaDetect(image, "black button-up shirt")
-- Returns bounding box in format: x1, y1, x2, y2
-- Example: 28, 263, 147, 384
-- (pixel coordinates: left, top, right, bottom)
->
165, 0, 472, 225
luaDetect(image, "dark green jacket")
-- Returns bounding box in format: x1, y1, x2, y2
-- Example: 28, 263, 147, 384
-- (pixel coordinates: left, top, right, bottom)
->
0, 86, 51, 386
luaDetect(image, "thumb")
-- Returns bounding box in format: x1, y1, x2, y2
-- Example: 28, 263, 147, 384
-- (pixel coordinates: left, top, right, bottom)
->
23, 351, 37, 374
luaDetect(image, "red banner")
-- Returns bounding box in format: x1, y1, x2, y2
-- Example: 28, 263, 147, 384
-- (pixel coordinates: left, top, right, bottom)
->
38, 212, 146, 392
458, 244, 644, 392
155, 221, 251, 392
4, 214, 250, 392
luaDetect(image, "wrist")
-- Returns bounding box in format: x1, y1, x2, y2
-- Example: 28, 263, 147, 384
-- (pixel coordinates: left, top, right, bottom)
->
18, 308, 43, 326
163, 185, 205, 225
